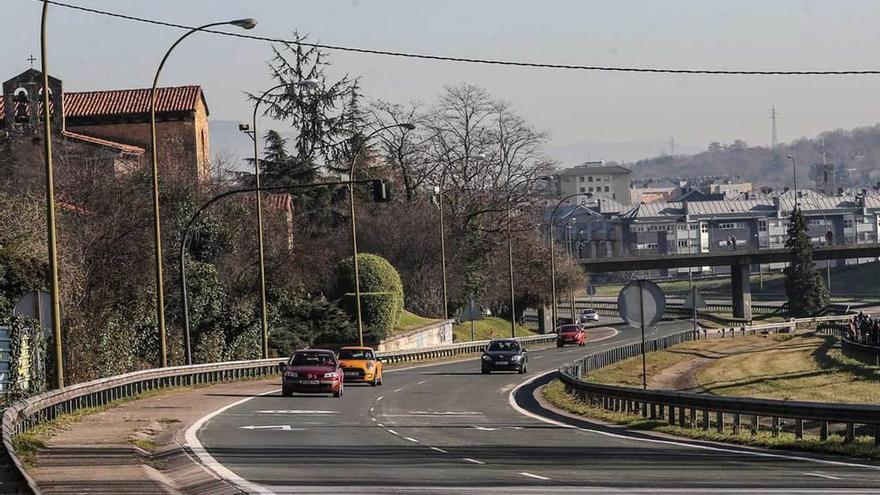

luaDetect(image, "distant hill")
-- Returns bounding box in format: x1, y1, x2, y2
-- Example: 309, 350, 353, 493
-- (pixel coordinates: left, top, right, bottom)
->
546, 139, 702, 165
630, 124, 880, 190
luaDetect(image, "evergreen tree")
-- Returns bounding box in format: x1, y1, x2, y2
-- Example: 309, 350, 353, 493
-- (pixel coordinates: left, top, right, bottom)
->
783, 208, 829, 316
253, 130, 316, 187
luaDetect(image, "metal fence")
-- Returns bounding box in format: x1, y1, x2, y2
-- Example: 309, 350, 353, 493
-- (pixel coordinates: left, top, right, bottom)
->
2, 333, 558, 494
557, 315, 880, 445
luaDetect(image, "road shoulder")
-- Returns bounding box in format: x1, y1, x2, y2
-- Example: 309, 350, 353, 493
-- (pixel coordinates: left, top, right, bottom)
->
29, 378, 279, 494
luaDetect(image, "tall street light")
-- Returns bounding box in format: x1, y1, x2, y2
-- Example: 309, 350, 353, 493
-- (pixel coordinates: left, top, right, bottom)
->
40, 0, 64, 388
180, 179, 387, 359
244, 79, 318, 363
349, 123, 416, 346
548, 193, 583, 330
434, 153, 486, 319
506, 175, 553, 338
149, 17, 256, 368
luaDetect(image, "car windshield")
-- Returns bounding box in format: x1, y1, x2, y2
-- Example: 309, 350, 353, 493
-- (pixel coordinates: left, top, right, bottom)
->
488, 341, 520, 352
583, 309, 597, 314
290, 352, 336, 367
560, 326, 580, 332
337, 349, 374, 360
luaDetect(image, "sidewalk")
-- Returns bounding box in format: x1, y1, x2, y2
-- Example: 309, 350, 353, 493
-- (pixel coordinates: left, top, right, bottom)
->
30, 378, 279, 494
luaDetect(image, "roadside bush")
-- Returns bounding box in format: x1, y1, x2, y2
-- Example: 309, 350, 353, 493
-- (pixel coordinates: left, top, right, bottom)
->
334, 254, 404, 341
194, 328, 226, 364
270, 293, 357, 355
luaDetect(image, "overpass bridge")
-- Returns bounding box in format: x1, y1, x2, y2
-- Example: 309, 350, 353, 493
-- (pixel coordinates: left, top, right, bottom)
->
579, 243, 880, 319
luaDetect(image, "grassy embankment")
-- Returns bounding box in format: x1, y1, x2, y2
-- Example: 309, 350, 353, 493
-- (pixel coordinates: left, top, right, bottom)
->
452, 317, 536, 342
543, 332, 880, 458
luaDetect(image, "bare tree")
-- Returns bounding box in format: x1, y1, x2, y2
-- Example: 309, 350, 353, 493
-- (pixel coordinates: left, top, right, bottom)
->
369, 100, 437, 201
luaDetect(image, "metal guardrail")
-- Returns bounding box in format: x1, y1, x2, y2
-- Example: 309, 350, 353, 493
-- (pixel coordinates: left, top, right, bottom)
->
2, 333, 558, 494
557, 315, 880, 445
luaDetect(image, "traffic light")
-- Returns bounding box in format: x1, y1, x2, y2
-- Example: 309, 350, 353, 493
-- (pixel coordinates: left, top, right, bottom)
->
371, 179, 390, 203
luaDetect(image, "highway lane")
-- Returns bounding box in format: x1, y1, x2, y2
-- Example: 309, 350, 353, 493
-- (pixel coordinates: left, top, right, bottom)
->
192, 321, 880, 494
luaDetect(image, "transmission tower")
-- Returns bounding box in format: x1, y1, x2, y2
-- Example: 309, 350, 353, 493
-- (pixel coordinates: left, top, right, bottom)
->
769, 105, 779, 148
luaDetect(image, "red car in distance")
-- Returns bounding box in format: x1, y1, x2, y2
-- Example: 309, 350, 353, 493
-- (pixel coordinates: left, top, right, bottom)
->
556, 324, 586, 347
280, 349, 344, 398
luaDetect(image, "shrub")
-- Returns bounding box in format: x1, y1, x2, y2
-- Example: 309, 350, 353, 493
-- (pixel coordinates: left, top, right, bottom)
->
334, 254, 404, 341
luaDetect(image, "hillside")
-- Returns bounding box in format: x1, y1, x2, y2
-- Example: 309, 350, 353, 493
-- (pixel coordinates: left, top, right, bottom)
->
630, 124, 880, 190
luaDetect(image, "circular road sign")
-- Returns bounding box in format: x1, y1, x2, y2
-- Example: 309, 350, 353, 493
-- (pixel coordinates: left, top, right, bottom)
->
617, 280, 665, 328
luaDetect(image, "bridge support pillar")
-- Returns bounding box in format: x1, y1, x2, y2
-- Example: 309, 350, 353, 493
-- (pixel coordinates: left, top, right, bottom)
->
730, 261, 752, 320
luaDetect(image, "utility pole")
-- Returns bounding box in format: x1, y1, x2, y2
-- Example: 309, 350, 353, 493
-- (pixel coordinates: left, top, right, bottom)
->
669, 137, 675, 156
770, 105, 779, 148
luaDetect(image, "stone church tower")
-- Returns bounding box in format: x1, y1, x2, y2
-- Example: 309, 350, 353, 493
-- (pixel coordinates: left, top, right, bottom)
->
2, 68, 64, 134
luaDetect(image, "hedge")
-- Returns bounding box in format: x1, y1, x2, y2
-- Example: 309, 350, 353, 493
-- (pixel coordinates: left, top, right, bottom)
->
335, 254, 404, 341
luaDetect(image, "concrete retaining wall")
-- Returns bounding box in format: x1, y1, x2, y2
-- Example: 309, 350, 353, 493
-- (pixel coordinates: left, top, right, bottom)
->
377, 320, 454, 352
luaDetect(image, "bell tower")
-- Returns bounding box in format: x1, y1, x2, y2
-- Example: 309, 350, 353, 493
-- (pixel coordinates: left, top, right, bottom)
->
3, 68, 64, 134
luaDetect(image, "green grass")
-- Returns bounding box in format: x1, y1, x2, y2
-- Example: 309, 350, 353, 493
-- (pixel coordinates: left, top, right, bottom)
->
393, 310, 438, 334
127, 438, 160, 451
452, 317, 536, 342
542, 379, 880, 459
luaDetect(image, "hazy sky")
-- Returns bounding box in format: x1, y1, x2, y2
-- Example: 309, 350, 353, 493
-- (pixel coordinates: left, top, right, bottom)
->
6, 0, 880, 162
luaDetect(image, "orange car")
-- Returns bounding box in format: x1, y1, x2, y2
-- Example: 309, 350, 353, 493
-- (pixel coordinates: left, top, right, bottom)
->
336, 346, 384, 386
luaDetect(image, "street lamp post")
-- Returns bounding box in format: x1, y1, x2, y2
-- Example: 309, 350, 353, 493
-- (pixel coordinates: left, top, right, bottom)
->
243, 79, 318, 363
548, 193, 586, 329
40, 0, 64, 388
434, 154, 486, 319
149, 17, 256, 367
180, 179, 383, 357
506, 175, 553, 338
348, 123, 415, 346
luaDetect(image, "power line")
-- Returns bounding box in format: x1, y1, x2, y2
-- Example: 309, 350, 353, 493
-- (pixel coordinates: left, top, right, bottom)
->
35, 0, 880, 77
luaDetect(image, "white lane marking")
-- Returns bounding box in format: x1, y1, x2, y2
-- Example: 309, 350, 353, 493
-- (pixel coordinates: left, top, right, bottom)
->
386, 429, 399, 435
394, 388, 404, 393
377, 423, 384, 427
370, 407, 375, 413
519, 472, 551, 481
376, 395, 384, 401
255, 410, 338, 414
239, 425, 304, 431
185, 388, 280, 495
532, 356, 544, 360
470, 426, 522, 431
430, 447, 448, 454
417, 380, 428, 385
404, 437, 420, 443
803, 472, 844, 480
371, 417, 376, 422
508, 371, 880, 472
462, 457, 485, 465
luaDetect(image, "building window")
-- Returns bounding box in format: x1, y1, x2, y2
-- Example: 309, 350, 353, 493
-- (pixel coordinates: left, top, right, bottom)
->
844, 218, 854, 228
808, 219, 824, 226
612, 193, 616, 200
758, 219, 767, 232
689, 224, 698, 230
588, 176, 593, 182
580, 187, 586, 193
588, 187, 593, 192
604, 186, 610, 192
701, 223, 709, 233
579, 176, 585, 183
718, 222, 746, 230
596, 177, 601, 182
678, 240, 688, 248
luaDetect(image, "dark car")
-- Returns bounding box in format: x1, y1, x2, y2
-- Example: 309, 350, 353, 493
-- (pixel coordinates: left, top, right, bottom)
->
481, 339, 528, 374
557, 324, 586, 347
280, 349, 344, 398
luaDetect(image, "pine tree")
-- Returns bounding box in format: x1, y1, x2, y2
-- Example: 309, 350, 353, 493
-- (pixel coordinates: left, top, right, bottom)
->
783, 208, 829, 316
255, 130, 316, 187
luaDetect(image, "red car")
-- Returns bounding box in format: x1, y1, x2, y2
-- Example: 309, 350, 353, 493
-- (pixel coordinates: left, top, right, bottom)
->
280, 349, 344, 398
556, 324, 586, 347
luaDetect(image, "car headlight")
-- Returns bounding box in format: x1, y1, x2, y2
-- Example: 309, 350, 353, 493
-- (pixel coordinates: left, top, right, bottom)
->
284, 371, 299, 378
323, 372, 337, 378
482, 354, 491, 361
511, 355, 522, 361
366, 362, 375, 370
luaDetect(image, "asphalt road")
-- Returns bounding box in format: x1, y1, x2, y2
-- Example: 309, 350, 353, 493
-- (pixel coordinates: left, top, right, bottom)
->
193, 321, 880, 494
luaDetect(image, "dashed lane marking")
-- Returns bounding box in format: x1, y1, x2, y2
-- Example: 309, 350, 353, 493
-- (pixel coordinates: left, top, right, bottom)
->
386, 429, 399, 435
404, 437, 420, 443
430, 447, 448, 454
417, 380, 428, 385
394, 388, 404, 392
519, 472, 551, 481
462, 458, 486, 465
376, 396, 384, 401
803, 472, 844, 480
377, 423, 384, 427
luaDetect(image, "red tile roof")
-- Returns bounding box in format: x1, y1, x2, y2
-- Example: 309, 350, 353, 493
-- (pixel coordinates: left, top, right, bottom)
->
62, 130, 145, 155
0, 85, 207, 121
